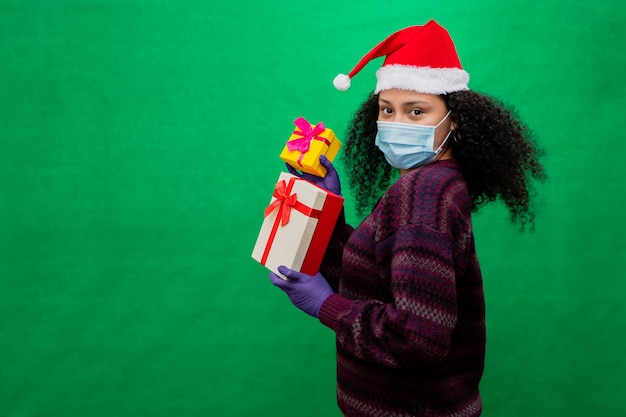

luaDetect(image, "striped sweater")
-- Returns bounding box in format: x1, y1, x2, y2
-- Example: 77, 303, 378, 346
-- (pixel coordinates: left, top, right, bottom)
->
319, 159, 486, 417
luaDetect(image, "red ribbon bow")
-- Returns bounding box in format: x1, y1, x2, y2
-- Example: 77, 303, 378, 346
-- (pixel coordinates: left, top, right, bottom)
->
264, 179, 298, 226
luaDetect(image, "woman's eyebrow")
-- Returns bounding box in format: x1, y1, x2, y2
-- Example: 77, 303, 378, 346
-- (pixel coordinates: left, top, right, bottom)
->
378, 98, 430, 106
402, 100, 430, 106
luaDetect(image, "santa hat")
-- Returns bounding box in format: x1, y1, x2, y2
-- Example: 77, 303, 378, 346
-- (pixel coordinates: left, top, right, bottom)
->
333, 20, 469, 94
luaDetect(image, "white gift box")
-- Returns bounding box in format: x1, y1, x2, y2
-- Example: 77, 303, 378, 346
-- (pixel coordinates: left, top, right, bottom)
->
252, 172, 344, 280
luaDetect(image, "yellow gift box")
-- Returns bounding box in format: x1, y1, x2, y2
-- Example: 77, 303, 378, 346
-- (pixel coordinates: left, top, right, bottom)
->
279, 117, 342, 177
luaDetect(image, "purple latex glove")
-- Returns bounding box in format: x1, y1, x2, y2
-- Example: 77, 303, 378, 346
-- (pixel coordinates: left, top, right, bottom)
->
269, 266, 334, 318
285, 155, 341, 196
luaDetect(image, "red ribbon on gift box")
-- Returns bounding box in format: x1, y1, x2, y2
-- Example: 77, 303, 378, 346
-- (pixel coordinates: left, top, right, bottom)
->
287, 117, 331, 167
260, 177, 322, 266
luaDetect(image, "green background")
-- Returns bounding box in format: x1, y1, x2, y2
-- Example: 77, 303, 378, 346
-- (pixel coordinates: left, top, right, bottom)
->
1, 1, 624, 416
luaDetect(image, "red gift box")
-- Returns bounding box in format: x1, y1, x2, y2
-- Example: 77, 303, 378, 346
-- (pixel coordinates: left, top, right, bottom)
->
251, 172, 344, 279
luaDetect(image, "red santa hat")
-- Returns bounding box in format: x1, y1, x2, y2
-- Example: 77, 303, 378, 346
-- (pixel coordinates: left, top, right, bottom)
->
333, 20, 469, 94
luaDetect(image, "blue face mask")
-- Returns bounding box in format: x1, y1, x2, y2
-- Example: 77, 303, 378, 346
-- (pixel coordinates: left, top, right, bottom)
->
375, 111, 452, 170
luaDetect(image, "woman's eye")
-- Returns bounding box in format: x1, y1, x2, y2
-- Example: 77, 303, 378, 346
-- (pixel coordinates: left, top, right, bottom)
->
410, 109, 423, 116
381, 107, 393, 115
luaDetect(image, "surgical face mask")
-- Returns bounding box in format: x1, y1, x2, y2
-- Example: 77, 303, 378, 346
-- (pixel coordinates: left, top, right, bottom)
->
375, 111, 452, 170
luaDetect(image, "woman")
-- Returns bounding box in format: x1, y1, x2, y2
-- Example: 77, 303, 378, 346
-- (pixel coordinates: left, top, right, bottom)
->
269, 20, 545, 417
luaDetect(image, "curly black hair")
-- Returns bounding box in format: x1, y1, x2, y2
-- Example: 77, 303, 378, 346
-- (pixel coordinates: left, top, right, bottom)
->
341, 90, 546, 230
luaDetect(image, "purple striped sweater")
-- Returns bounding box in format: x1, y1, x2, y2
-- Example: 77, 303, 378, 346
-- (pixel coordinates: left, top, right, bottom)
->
319, 159, 485, 417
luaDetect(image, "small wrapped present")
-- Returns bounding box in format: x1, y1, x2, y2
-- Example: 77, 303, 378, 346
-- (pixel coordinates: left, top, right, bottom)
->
279, 117, 342, 177
251, 172, 344, 279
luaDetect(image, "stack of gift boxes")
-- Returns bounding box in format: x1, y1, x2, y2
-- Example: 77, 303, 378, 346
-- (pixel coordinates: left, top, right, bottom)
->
251, 117, 344, 280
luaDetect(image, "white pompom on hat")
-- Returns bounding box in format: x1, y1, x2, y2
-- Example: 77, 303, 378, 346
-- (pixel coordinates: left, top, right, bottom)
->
333, 20, 469, 94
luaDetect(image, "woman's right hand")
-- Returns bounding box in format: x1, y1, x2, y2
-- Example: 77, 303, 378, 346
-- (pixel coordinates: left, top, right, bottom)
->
285, 155, 342, 196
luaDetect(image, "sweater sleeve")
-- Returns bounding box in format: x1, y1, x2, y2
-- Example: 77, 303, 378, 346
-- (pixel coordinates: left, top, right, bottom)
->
319, 208, 353, 292
318, 223, 458, 368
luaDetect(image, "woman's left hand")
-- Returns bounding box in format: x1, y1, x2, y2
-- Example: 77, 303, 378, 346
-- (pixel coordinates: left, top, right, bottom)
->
269, 266, 334, 318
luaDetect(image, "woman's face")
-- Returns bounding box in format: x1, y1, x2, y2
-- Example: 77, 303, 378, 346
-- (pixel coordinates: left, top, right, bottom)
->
377, 88, 455, 167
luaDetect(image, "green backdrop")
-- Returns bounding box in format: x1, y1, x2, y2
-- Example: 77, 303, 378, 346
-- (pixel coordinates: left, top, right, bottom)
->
1, 1, 624, 416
